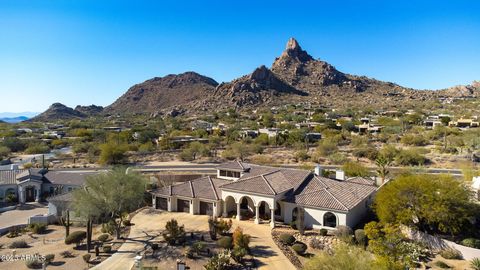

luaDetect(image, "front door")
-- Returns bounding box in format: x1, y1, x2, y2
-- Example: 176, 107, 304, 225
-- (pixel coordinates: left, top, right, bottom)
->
25, 186, 35, 202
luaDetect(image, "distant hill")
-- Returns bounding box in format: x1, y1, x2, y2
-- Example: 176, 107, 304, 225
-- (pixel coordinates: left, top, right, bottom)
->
29, 103, 87, 121
0, 116, 30, 123
105, 72, 219, 116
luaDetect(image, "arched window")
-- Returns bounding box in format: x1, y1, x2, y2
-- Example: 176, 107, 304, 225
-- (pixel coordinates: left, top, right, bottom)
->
323, 212, 337, 228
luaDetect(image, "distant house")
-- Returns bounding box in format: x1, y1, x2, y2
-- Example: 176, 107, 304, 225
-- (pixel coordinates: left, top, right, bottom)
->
305, 132, 322, 142
239, 129, 259, 139
449, 118, 479, 128
258, 128, 283, 138
0, 168, 95, 204
356, 124, 382, 134
151, 161, 378, 230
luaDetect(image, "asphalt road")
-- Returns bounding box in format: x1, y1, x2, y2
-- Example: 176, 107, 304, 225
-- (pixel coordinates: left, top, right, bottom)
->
53, 163, 464, 176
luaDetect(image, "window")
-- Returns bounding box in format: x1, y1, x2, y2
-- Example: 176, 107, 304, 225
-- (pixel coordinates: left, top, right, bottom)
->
219, 170, 240, 178
323, 212, 337, 228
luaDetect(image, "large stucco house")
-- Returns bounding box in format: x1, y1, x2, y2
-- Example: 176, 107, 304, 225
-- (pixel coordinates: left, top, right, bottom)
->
152, 161, 378, 229
0, 167, 93, 204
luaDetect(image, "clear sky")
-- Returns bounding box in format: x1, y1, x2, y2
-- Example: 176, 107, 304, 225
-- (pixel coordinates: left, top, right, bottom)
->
1, 0, 479, 113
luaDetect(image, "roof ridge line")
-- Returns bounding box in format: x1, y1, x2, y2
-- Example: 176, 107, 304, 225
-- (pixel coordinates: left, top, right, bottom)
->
189, 180, 195, 197
323, 187, 349, 211
208, 176, 219, 200
261, 175, 277, 195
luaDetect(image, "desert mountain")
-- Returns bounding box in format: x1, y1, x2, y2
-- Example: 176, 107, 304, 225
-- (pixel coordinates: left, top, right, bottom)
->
29, 103, 88, 121
74, 105, 104, 116
105, 72, 219, 116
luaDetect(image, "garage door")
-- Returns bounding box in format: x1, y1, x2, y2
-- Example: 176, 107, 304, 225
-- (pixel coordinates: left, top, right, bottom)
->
156, 197, 168, 210
199, 201, 213, 216
177, 199, 190, 213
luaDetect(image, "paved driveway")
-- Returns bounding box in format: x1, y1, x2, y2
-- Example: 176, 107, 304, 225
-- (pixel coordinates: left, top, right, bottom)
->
93, 209, 296, 270
0, 203, 48, 231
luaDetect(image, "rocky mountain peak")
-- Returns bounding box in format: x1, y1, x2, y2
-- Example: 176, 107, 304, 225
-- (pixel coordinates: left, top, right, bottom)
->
277, 37, 314, 63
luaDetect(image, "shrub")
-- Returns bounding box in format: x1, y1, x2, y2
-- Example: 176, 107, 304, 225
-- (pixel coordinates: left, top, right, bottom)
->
334, 225, 353, 243
82, 254, 91, 263
292, 242, 308, 255
215, 219, 233, 235
279, 233, 296, 246
60, 250, 75, 258
319, 228, 328, 236
192, 241, 206, 254
232, 227, 250, 251
434, 260, 450, 269
9, 240, 29, 248
204, 250, 231, 270
103, 245, 112, 253
471, 258, 480, 270
162, 219, 186, 245
309, 238, 325, 250
97, 233, 110, 242
440, 248, 463, 260
185, 246, 194, 259
461, 238, 480, 249
101, 221, 115, 235
395, 148, 426, 166
354, 229, 366, 246
217, 236, 233, 249
342, 162, 370, 177
7, 226, 21, 238
231, 246, 247, 262
28, 223, 47, 234
65, 231, 87, 246
44, 254, 55, 264
25, 258, 42, 269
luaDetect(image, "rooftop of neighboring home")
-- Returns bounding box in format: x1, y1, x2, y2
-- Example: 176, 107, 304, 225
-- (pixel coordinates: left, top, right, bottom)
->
0, 168, 98, 186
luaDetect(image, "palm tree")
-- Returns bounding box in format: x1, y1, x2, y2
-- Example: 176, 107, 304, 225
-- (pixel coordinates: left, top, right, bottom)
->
375, 155, 391, 185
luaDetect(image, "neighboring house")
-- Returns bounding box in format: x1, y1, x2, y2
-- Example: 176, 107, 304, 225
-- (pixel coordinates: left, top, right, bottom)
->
472, 176, 480, 201
0, 168, 95, 204
258, 128, 283, 138
449, 119, 480, 128
151, 161, 378, 230
424, 117, 443, 130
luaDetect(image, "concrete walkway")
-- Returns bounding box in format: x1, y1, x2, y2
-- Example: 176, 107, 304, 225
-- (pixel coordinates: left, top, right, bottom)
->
92, 209, 296, 270
0, 203, 48, 232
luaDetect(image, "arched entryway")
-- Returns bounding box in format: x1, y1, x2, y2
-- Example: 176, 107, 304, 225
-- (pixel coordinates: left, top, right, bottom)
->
25, 186, 35, 202
323, 212, 337, 228
258, 201, 271, 221
223, 196, 237, 217
239, 196, 255, 220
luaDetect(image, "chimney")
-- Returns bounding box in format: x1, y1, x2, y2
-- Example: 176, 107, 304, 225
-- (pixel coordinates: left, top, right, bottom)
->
314, 164, 323, 176
335, 170, 345, 181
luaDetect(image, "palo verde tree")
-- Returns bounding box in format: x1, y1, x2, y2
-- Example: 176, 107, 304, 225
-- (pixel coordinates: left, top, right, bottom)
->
73, 168, 147, 243
373, 174, 475, 235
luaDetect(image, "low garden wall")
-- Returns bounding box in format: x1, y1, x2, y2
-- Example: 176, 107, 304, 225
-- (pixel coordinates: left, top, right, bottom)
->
402, 226, 480, 260
28, 213, 57, 225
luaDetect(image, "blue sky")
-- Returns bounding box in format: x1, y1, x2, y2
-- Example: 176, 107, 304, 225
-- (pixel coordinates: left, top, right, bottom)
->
0, 0, 479, 113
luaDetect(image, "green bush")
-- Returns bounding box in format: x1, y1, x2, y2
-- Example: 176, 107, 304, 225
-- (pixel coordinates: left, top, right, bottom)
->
440, 248, 462, 260
354, 229, 366, 246
122, 219, 132, 226
97, 233, 110, 242
471, 257, 480, 270
9, 240, 29, 248
25, 258, 42, 269
319, 228, 328, 236
292, 242, 307, 255
279, 233, 296, 246
60, 251, 75, 258
434, 260, 450, 269
217, 236, 233, 249
44, 254, 55, 264
28, 223, 47, 234
65, 231, 87, 246
231, 246, 247, 263
162, 219, 186, 245
103, 245, 112, 253
395, 148, 426, 166
192, 241, 206, 254
461, 238, 480, 249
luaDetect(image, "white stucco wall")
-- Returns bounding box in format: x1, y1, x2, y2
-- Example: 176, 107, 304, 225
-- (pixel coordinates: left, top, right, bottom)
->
283, 201, 348, 229
221, 190, 275, 208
